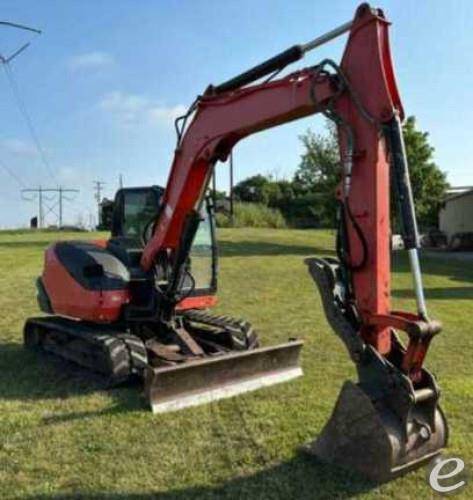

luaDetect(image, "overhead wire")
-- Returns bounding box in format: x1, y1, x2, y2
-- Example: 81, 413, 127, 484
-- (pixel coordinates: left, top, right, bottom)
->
0, 156, 27, 188
0, 21, 55, 185
2, 62, 58, 184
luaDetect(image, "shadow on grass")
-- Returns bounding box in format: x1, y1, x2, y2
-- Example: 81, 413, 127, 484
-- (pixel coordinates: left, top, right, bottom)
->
218, 240, 335, 257
22, 453, 375, 499
393, 252, 473, 295
393, 286, 473, 300
0, 342, 145, 419
6, 346, 378, 499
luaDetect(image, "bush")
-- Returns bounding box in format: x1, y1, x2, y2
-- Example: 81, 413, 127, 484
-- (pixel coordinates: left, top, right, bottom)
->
216, 202, 286, 228
276, 192, 336, 228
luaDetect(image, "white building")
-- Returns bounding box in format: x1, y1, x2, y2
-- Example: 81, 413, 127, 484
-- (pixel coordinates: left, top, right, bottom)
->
439, 188, 473, 240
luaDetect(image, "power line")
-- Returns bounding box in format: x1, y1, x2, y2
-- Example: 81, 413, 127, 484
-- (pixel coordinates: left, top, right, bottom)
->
0, 20, 56, 185
94, 180, 106, 202
0, 23, 37, 191
229, 151, 234, 225
21, 186, 79, 228
93, 180, 106, 228
0, 21, 41, 64
2, 63, 58, 184
0, 157, 26, 188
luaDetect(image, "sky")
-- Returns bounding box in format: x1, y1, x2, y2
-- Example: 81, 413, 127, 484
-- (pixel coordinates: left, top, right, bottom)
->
0, 0, 472, 228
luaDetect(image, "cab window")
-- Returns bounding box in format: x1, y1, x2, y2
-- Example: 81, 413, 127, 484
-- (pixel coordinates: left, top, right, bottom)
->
121, 191, 158, 239
188, 207, 214, 291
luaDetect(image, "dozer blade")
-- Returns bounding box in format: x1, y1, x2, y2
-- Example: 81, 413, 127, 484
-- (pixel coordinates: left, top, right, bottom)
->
144, 340, 303, 413
305, 381, 448, 483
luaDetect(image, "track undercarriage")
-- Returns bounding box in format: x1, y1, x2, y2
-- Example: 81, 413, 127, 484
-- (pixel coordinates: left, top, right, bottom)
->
24, 311, 303, 412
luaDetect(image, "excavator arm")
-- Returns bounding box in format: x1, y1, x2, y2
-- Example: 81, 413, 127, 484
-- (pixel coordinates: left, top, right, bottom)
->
141, 4, 429, 370
141, 3, 448, 481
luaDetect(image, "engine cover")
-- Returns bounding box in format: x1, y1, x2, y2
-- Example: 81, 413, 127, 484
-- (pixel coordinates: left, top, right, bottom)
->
41, 241, 131, 322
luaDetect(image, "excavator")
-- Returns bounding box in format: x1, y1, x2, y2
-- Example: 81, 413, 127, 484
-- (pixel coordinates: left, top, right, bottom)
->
26, 184, 303, 410
24, 3, 448, 483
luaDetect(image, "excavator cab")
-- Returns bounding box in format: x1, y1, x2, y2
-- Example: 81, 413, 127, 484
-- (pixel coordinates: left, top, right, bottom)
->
111, 186, 163, 243
108, 186, 217, 300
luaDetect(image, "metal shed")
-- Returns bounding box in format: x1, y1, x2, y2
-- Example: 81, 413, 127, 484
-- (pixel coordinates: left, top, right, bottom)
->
439, 189, 473, 240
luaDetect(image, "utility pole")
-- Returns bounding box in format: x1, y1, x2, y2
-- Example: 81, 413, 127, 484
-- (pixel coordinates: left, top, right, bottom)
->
88, 211, 94, 230
38, 186, 43, 228
58, 186, 63, 228
93, 180, 105, 203
229, 151, 234, 225
0, 22, 41, 65
94, 180, 106, 228
21, 186, 79, 228
119, 174, 123, 189
59, 187, 79, 228
59, 186, 64, 229
22, 186, 45, 228
211, 169, 217, 209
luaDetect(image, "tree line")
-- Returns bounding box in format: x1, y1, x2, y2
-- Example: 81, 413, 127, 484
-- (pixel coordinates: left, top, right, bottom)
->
229, 117, 448, 229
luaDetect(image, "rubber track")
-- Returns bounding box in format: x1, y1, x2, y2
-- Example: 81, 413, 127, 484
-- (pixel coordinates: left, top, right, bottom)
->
182, 309, 259, 349
24, 316, 147, 383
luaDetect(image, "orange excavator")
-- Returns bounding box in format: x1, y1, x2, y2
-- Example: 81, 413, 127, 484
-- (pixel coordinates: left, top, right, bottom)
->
25, 3, 448, 482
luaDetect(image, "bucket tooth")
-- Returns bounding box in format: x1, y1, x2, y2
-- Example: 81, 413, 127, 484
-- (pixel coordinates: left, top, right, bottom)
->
144, 340, 303, 413
305, 381, 448, 483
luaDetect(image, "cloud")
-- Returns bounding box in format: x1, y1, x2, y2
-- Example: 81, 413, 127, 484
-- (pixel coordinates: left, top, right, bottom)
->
68, 51, 115, 71
0, 138, 37, 157
99, 91, 186, 126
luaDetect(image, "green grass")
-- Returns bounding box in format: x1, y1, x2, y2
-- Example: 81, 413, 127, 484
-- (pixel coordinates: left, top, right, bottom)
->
0, 228, 472, 499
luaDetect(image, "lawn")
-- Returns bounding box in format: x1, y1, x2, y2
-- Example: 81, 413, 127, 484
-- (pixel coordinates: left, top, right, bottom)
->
0, 228, 471, 499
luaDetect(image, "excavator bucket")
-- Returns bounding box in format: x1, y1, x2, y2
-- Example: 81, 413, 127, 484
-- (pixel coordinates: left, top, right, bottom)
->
305, 381, 448, 482
144, 340, 303, 413
305, 257, 448, 482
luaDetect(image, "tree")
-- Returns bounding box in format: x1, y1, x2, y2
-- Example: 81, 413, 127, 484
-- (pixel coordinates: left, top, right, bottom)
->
402, 116, 448, 228
292, 125, 340, 227
233, 174, 285, 206
233, 174, 270, 204
231, 116, 447, 229
293, 117, 448, 228
211, 189, 227, 202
